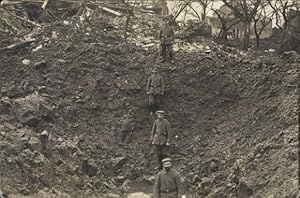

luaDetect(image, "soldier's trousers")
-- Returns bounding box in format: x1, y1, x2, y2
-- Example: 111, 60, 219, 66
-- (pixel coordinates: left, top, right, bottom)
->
158, 192, 179, 198
160, 44, 173, 61
149, 94, 161, 113
152, 144, 168, 169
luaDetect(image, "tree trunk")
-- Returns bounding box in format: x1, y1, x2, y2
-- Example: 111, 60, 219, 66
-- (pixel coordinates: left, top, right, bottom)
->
253, 19, 260, 48
201, 4, 207, 21
240, 20, 250, 50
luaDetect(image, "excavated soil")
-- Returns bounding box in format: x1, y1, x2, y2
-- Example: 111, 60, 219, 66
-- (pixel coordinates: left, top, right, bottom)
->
0, 12, 299, 198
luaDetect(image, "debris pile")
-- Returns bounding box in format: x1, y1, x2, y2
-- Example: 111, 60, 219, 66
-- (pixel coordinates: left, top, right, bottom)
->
0, 2, 298, 198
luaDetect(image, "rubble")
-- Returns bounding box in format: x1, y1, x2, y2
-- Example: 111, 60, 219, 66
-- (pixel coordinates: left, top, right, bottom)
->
22, 59, 31, 65
0, 2, 297, 197
13, 92, 52, 127
111, 157, 127, 172
81, 159, 98, 177
27, 137, 42, 152
33, 60, 48, 69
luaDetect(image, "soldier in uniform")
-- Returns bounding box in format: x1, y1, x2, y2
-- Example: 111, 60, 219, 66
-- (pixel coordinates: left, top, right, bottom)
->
159, 18, 175, 63
146, 68, 165, 114
153, 158, 184, 198
151, 110, 170, 169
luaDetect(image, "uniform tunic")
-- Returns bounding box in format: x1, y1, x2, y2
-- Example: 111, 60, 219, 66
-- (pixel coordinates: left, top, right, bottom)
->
151, 118, 171, 145
159, 25, 175, 45
146, 74, 165, 95
153, 169, 184, 198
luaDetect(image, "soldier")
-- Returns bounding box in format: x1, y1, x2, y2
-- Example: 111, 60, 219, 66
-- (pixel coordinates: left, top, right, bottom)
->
153, 158, 184, 198
151, 110, 170, 169
146, 68, 164, 114
159, 18, 175, 63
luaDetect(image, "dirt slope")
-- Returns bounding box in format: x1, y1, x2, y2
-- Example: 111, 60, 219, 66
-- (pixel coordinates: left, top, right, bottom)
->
0, 14, 298, 198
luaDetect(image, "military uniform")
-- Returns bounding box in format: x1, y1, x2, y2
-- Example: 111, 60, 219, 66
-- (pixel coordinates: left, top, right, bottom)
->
153, 162, 184, 198
159, 22, 175, 62
151, 114, 170, 168
146, 71, 164, 113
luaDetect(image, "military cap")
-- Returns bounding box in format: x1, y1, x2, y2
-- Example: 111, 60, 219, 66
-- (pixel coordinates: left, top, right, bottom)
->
162, 158, 172, 163
152, 67, 158, 72
162, 158, 172, 167
40, 130, 49, 136
156, 110, 165, 114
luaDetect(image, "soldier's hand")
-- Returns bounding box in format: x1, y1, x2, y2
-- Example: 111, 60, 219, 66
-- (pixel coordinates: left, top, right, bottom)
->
161, 92, 164, 95
147, 92, 150, 95
166, 142, 170, 146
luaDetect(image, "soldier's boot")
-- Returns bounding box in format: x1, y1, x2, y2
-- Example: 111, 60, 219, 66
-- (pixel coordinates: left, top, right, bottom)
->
153, 104, 159, 114
168, 46, 174, 63
157, 154, 165, 170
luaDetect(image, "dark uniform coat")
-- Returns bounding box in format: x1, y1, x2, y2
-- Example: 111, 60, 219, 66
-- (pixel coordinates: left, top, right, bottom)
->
146, 74, 165, 96
153, 169, 184, 198
159, 25, 175, 45
151, 118, 170, 145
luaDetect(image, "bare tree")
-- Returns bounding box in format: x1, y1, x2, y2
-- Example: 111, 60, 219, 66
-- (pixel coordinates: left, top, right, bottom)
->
267, 0, 299, 35
212, 7, 241, 45
173, 0, 193, 21
180, 0, 202, 21
222, 0, 262, 50
252, 2, 274, 48
196, 0, 214, 20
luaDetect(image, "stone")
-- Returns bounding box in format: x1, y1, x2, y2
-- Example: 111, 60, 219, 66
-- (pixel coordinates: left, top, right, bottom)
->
81, 159, 98, 177
193, 174, 201, 184
33, 153, 46, 164
114, 175, 125, 183
32, 44, 43, 52
236, 182, 253, 198
0, 98, 12, 114
111, 156, 127, 171
103, 181, 116, 190
14, 92, 52, 127
0, 190, 9, 198
22, 59, 31, 65
34, 60, 48, 69
28, 137, 42, 152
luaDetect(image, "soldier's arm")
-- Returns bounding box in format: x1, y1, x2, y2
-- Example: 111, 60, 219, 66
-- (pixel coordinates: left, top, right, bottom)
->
175, 172, 184, 198
153, 173, 160, 198
171, 28, 175, 41
146, 76, 152, 92
151, 121, 156, 141
160, 76, 165, 94
158, 29, 162, 40
166, 120, 171, 143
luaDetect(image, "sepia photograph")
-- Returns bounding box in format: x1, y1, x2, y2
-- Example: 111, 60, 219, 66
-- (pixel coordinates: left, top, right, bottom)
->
0, 0, 299, 197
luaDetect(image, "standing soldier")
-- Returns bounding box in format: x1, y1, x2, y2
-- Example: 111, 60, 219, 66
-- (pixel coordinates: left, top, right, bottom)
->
159, 18, 175, 63
153, 158, 185, 198
146, 68, 164, 115
151, 110, 170, 169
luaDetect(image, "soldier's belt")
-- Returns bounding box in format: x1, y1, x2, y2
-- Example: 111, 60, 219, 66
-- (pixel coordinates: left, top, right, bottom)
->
151, 85, 160, 88
160, 189, 177, 193
162, 35, 171, 37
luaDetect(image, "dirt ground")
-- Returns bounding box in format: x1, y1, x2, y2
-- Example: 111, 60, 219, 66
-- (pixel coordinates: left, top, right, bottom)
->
0, 7, 299, 198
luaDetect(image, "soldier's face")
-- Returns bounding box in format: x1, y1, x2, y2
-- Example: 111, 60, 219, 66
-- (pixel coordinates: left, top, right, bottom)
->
157, 114, 163, 119
164, 167, 171, 172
